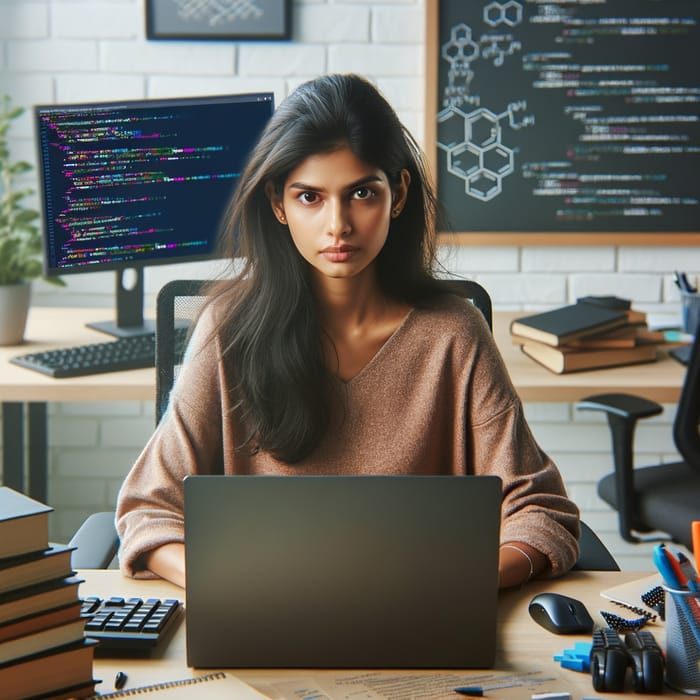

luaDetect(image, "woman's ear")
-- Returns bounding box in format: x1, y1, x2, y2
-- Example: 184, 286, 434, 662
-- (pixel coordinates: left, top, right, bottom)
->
265, 181, 287, 224
391, 169, 411, 218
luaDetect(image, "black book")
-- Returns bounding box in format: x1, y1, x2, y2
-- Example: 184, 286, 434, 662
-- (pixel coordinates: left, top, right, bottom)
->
0, 487, 51, 560
510, 303, 628, 347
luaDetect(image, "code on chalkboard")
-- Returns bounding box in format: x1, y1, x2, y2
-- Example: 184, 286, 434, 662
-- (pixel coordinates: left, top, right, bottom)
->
433, 0, 700, 234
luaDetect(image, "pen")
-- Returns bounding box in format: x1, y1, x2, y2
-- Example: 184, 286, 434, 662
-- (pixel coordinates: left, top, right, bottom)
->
693, 521, 700, 571
454, 687, 484, 697
662, 545, 688, 587
675, 550, 700, 593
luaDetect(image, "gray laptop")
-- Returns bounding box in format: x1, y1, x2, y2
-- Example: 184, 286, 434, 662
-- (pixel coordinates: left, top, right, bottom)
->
184, 474, 501, 669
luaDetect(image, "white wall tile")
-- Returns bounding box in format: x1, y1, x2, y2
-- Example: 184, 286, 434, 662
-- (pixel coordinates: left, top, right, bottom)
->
296, 4, 370, 43
8, 39, 99, 72
0, 2, 48, 39
372, 6, 423, 43
51, 2, 140, 39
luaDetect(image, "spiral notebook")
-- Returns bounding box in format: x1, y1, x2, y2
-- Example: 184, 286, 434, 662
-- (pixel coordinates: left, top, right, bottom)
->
91, 671, 268, 698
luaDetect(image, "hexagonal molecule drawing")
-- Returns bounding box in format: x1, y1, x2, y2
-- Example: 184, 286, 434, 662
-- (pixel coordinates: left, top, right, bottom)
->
440, 2, 524, 108
441, 23, 480, 108
437, 102, 533, 202
483, 1, 523, 28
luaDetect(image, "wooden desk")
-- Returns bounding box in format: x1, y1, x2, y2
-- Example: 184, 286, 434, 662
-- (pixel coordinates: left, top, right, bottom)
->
1, 307, 686, 498
80, 569, 681, 699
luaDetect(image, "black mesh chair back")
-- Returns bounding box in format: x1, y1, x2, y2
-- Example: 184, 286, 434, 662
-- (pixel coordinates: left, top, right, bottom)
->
155, 279, 209, 425
447, 278, 492, 330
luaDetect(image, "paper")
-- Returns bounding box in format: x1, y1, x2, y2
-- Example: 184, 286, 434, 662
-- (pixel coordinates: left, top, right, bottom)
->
256, 670, 557, 700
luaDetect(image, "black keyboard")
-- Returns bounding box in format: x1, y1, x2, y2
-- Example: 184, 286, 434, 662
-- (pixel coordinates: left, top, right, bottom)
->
10, 328, 187, 378
81, 595, 182, 652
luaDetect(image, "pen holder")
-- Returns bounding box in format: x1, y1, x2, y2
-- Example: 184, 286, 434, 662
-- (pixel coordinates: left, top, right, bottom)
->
680, 290, 700, 336
664, 586, 700, 695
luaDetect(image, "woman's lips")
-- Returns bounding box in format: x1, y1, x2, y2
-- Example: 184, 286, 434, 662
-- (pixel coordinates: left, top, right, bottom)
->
320, 245, 358, 262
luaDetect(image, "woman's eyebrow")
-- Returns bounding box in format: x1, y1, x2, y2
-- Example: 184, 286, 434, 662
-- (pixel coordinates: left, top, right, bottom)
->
287, 174, 384, 192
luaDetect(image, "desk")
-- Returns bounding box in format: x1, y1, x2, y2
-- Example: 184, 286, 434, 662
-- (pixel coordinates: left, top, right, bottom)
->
1, 307, 686, 498
80, 569, 682, 699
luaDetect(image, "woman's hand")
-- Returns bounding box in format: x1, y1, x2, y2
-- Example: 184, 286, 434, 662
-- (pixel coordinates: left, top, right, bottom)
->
144, 543, 186, 588
498, 542, 548, 589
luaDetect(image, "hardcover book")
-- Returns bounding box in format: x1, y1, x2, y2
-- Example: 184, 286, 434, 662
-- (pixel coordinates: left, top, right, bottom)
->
0, 638, 97, 700
0, 487, 52, 560
0, 600, 82, 644
510, 303, 629, 347
0, 617, 86, 665
0, 577, 83, 627
0, 544, 75, 596
520, 341, 658, 374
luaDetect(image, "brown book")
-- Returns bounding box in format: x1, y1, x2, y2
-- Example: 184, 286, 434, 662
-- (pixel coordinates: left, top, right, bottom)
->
520, 341, 657, 374
0, 487, 51, 560
0, 544, 75, 596
0, 617, 86, 665
0, 601, 82, 644
0, 638, 97, 700
510, 303, 628, 347
0, 577, 82, 626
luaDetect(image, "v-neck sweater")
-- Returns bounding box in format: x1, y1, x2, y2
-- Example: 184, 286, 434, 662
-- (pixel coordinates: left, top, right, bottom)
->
116, 294, 580, 578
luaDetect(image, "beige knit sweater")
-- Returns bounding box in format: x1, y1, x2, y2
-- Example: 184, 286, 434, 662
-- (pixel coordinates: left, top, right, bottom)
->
116, 294, 580, 578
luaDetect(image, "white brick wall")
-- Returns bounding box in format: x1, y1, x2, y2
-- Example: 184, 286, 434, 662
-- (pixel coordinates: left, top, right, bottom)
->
0, 0, 696, 572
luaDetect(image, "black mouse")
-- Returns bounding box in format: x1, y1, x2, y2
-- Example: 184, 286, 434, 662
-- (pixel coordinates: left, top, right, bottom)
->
528, 592, 594, 634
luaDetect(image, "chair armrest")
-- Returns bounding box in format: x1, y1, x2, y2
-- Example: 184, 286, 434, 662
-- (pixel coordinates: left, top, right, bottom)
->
68, 511, 119, 569
576, 394, 663, 543
577, 393, 663, 421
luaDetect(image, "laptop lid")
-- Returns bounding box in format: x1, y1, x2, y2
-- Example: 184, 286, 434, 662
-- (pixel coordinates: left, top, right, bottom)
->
184, 474, 501, 669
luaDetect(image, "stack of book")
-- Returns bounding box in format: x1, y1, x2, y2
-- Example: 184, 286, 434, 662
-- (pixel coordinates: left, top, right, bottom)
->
0, 487, 97, 700
510, 296, 666, 374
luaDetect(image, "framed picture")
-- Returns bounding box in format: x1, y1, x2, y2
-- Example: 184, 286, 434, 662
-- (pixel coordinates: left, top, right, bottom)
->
146, 0, 291, 40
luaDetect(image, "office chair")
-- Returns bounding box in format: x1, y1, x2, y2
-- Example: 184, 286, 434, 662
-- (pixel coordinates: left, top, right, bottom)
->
447, 278, 492, 330
576, 326, 700, 549
69, 281, 209, 568
155, 279, 209, 424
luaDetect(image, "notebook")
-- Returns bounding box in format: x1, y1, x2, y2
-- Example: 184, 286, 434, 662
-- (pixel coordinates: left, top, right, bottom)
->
184, 474, 502, 669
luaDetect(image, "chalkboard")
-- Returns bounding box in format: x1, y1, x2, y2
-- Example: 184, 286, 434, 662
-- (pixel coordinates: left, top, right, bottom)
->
425, 1, 700, 245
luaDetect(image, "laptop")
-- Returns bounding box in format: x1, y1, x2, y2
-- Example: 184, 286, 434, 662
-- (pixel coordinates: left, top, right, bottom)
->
184, 474, 502, 669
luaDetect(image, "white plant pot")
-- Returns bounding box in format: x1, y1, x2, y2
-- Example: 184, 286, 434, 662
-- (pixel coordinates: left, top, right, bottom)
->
0, 281, 31, 346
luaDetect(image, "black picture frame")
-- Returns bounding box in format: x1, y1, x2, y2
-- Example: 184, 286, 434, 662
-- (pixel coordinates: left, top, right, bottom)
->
146, 0, 290, 41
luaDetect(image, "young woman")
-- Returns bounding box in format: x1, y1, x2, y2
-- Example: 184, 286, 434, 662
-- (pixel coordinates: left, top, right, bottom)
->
116, 74, 580, 589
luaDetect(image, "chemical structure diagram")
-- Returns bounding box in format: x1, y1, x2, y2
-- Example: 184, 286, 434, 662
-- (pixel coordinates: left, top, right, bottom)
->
437, 1, 534, 202
173, 0, 262, 27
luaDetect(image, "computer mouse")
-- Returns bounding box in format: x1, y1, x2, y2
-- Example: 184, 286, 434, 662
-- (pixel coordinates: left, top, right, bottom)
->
528, 592, 594, 634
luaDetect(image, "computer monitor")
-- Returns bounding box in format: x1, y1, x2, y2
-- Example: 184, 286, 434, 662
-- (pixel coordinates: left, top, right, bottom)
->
34, 92, 274, 337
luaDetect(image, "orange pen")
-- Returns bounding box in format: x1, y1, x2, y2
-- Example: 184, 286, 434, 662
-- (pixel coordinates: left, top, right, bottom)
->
693, 521, 700, 571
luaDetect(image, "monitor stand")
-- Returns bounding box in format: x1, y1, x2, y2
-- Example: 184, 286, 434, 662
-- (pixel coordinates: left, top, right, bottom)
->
86, 268, 156, 338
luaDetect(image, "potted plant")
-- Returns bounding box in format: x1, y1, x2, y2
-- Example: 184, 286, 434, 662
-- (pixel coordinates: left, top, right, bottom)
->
0, 95, 62, 345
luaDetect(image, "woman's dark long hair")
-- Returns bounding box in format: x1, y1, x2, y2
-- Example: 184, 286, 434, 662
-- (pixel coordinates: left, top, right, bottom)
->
206, 73, 448, 463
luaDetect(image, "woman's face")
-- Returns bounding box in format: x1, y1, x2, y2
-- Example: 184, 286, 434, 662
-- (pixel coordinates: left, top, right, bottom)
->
267, 146, 409, 283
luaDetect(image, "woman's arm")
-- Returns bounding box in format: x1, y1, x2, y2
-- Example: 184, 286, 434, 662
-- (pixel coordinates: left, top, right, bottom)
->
143, 543, 186, 588
498, 541, 548, 589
